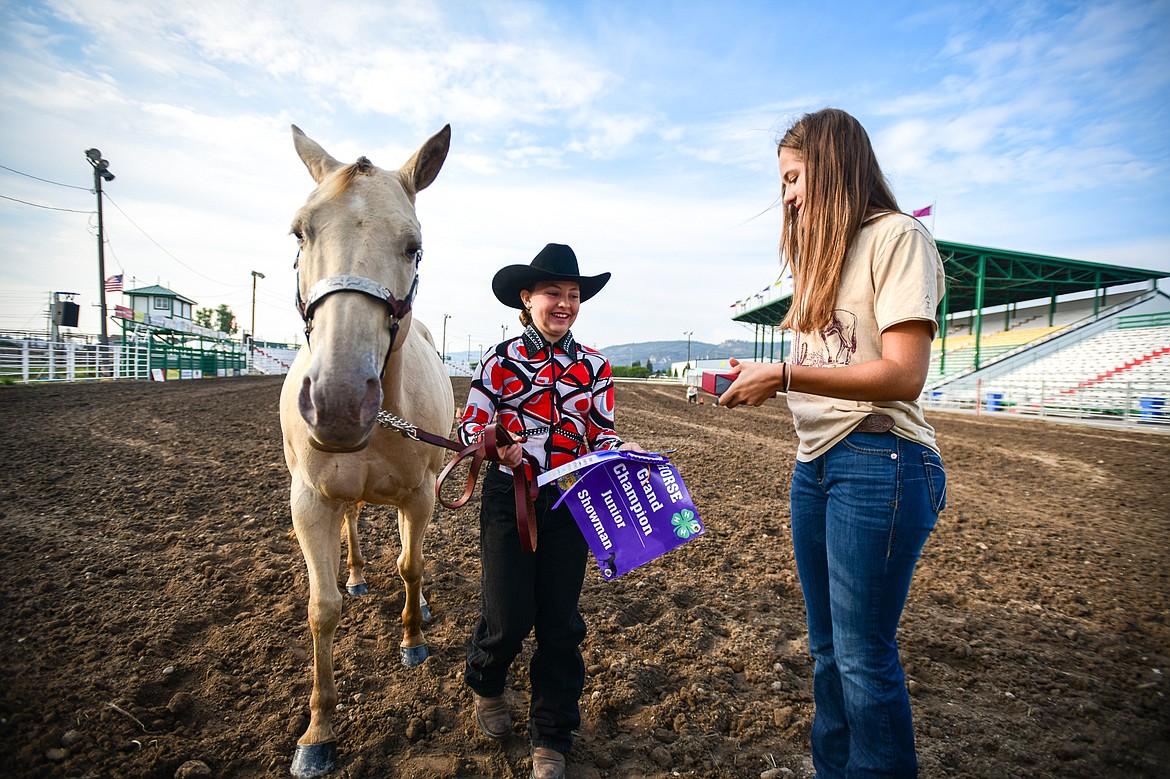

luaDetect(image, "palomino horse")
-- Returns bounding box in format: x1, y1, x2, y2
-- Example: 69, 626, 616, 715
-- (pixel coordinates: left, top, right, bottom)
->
279, 124, 455, 778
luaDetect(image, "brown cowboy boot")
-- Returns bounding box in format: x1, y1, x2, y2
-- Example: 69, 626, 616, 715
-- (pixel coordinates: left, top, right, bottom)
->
472, 693, 512, 739
531, 746, 566, 779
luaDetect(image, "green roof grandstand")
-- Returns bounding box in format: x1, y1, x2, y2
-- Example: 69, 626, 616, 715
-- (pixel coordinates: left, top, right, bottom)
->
732, 240, 1169, 371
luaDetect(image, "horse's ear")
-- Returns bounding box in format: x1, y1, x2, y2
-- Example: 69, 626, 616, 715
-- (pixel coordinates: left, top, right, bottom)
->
292, 125, 344, 185
399, 124, 451, 196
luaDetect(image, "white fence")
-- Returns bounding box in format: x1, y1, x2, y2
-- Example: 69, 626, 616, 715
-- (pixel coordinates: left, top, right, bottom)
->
0, 338, 150, 383
923, 377, 1170, 428
0, 337, 483, 384
7, 335, 1165, 431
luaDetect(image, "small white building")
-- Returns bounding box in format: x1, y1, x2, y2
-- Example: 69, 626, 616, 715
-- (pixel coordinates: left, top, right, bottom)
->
671, 357, 781, 384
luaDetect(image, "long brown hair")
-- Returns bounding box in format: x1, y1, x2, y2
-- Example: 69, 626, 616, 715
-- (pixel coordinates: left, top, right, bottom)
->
779, 108, 900, 332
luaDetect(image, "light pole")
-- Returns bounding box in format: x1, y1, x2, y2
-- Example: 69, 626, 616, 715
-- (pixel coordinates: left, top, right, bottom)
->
684, 330, 693, 367
442, 313, 450, 363
250, 271, 265, 359
85, 149, 115, 344
501, 324, 507, 342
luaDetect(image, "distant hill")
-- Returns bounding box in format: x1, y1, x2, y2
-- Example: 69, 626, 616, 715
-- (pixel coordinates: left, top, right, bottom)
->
598, 340, 756, 369
446, 339, 759, 370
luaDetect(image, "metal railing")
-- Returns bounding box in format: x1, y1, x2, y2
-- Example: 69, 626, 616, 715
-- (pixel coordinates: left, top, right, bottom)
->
923, 377, 1170, 428
0, 337, 150, 383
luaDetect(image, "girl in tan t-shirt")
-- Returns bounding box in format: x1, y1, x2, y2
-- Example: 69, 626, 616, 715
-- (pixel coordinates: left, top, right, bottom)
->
722, 107, 947, 778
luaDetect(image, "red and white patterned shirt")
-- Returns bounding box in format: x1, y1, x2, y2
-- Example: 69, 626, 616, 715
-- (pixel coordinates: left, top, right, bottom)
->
458, 325, 624, 477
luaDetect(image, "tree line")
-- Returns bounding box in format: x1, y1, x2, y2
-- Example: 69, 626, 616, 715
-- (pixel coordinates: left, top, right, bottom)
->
193, 304, 238, 335
611, 359, 657, 379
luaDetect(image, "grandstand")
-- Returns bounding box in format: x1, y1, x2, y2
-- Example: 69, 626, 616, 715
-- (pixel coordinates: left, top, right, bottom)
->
444, 360, 474, 378
252, 343, 299, 375
731, 240, 1170, 427
925, 326, 1063, 385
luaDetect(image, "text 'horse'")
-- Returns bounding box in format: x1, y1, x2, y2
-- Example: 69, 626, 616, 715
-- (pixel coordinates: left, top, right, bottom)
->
278, 124, 455, 778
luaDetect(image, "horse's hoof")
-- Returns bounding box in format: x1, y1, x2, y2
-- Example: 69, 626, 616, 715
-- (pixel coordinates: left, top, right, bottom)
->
420, 602, 433, 622
401, 644, 429, 667
290, 741, 336, 778
346, 583, 369, 597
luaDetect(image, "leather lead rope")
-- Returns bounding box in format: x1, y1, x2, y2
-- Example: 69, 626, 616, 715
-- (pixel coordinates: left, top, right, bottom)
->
483, 425, 540, 554
378, 412, 540, 553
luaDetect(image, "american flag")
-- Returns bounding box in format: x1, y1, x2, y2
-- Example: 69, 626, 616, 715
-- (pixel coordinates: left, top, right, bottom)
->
104, 274, 123, 293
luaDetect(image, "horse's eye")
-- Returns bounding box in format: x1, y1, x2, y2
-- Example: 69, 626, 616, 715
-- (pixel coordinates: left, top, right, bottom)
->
412, 248, 424, 266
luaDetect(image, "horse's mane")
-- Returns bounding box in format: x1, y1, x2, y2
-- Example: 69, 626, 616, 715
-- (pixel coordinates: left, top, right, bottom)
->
320, 156, 376, 199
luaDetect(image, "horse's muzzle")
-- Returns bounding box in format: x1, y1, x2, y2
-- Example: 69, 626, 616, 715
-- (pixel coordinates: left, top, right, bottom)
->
298, 372, 382, 453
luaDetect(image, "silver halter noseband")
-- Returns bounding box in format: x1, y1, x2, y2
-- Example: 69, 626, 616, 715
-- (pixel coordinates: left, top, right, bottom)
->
294, 250, 421, 378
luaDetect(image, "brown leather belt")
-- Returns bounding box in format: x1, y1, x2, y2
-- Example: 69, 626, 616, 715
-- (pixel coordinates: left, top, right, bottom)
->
854, 413, 895, 433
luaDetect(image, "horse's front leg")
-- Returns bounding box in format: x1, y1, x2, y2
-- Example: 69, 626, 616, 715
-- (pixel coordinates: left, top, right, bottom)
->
397, 486, 435, 667
290, 476, 345, 778
342, 501, 368, 596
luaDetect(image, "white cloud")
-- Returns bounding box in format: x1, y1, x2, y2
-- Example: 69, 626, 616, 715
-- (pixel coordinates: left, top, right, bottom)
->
2, 0, 1167, 351
869, 0, 1170, 225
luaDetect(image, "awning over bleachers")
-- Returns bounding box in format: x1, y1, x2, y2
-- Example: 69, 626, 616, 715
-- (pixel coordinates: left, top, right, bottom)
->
935, 242, 1167, 317
732, 240, 1168, 328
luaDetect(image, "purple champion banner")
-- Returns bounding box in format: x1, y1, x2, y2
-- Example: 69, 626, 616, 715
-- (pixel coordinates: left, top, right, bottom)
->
538, 450, 703, 579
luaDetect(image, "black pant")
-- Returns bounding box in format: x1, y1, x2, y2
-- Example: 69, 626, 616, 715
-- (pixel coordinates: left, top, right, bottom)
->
464, 466, 589, 754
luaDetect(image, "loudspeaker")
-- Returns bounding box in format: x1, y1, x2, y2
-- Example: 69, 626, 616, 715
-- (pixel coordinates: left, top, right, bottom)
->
53, 301, 80, 327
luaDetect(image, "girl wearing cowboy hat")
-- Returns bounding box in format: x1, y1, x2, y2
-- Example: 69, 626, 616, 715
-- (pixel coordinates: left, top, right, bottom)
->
456, 243, 643, 779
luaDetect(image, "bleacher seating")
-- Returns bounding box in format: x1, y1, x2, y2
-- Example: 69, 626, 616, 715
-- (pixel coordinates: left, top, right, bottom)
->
985, 322, 1170, 412
252, 346, 299, 375
927, 326, 1062, 385
445, 360, 474, 378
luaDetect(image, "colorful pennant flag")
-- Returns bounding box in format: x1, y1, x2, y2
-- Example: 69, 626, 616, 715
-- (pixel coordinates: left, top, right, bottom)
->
912, 205, 932, 218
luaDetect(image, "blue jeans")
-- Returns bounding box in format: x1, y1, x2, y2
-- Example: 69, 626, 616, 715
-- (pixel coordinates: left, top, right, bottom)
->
790, 431, 946, 778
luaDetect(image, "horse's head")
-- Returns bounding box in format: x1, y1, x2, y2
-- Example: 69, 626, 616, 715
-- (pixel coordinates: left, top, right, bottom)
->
290, 124, 450, 452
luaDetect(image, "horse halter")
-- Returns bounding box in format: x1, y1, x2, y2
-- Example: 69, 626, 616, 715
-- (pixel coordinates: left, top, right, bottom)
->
295, 249, 422, 378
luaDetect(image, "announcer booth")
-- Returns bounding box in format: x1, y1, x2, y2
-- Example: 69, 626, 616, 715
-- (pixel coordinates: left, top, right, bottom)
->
112, 284, 247, 380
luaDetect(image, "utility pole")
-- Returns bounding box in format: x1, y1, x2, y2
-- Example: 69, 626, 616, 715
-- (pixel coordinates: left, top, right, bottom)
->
442, 313, 450, 363
85, 149, 115, 344
684, 331, 693, 367
250, 270, 265, 362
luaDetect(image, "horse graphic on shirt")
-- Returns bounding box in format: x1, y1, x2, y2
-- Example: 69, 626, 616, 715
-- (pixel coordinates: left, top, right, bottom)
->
794, 309, 858, 367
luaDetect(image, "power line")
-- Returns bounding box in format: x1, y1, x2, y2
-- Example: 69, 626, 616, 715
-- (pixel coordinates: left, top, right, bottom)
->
0, 163, 91, 191
0, 194, 93, 213
104, 240, 126, 275
102, 193, 227, 285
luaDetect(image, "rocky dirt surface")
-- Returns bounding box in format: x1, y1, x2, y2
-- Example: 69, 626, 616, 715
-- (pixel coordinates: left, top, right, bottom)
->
0, 375, 1167, 778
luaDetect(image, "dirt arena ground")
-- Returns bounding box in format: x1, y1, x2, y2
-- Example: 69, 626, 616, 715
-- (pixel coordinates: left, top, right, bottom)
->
1, 374, 1167, 778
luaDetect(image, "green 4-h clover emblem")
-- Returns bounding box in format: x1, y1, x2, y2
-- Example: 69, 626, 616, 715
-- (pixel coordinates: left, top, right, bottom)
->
671, 509, 701, 539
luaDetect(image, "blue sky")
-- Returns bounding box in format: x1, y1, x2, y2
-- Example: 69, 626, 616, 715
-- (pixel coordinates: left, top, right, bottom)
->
2, 0, 1168, 354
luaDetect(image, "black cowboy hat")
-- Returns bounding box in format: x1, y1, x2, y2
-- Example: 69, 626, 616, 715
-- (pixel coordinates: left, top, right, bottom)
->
492, 243, 611, 310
